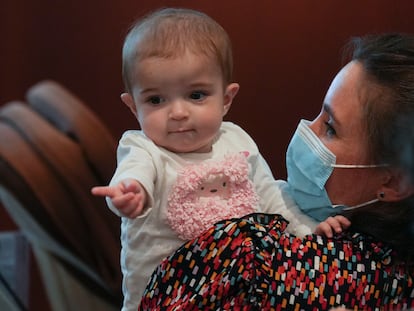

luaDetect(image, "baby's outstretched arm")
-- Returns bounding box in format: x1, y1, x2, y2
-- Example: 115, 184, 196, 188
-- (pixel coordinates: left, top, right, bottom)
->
314, 215, 351, 238
91, 178, 147, 218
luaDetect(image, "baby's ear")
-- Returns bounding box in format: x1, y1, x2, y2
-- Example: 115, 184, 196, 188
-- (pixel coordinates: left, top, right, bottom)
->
223, 83, 240, 116
121, 93, 137, 118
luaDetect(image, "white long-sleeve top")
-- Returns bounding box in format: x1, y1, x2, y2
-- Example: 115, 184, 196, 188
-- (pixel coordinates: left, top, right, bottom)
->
107, 122, 317, 311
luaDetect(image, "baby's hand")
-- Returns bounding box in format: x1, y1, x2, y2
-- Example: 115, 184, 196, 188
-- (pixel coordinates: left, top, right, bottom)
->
91, 178, 146, 218
314, 215, 351, 238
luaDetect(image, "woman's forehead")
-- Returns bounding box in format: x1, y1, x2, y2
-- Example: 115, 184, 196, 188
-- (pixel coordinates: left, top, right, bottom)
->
325, 63, 365, 116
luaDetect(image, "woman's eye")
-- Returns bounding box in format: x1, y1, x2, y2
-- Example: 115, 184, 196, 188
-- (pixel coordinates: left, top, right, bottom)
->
325, 121, 336, 136
190, 91, 206, 100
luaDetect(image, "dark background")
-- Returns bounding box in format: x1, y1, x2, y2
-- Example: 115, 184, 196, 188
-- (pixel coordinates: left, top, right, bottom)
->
1, 1, 414, 309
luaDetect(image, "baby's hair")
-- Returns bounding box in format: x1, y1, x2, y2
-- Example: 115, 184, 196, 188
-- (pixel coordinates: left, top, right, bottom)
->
122, 7, 233, 93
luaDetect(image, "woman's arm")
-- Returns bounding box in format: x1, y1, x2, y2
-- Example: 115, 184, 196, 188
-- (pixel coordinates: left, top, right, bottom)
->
138, 213, 413, 310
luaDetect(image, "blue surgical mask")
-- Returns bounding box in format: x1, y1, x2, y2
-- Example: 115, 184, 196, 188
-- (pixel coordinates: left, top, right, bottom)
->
286, 119, 384, 222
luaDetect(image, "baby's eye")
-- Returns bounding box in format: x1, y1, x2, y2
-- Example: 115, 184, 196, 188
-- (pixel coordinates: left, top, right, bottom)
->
189, 91, 207, 100
147, 96, 163, 105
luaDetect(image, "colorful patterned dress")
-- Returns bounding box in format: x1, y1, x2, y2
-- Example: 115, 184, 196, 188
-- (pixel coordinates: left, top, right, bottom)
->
138, 213, 414, 310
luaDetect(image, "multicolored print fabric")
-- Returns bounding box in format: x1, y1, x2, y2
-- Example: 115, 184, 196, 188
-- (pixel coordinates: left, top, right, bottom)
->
138, 213, 414, 310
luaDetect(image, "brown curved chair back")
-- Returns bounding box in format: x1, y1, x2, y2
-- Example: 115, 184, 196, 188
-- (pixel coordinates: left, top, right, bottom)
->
0, 82, 122, 307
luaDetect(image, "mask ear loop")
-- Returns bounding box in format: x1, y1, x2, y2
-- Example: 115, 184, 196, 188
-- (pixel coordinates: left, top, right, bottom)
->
340, 192, 385, 211
331, 164, 389, 168
341, 198, 380, 211
331, 167, 387, 210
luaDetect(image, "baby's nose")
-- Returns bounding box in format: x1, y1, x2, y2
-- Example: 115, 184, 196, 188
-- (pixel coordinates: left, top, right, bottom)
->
169, 100, 189, 119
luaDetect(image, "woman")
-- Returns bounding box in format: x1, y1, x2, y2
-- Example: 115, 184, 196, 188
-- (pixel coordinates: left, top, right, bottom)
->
138, 33, 414, 310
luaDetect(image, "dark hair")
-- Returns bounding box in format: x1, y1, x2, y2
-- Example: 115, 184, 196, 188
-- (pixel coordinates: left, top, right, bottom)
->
342, 33, 414, 260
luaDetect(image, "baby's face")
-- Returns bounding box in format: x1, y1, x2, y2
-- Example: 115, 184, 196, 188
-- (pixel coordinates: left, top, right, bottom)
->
127, 51, 235, 153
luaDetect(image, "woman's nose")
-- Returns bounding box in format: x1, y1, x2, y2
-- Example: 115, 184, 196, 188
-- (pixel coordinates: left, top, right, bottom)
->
169, 100, 189, 120
308, 118, 320, 135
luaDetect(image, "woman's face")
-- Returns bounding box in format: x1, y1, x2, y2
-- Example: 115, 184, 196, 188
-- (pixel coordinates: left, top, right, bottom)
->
309, 61, 386, 207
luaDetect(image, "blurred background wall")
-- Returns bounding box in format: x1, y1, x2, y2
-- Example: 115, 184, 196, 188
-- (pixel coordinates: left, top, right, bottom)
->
2, 1, 414, 177
1, 1, 414, 309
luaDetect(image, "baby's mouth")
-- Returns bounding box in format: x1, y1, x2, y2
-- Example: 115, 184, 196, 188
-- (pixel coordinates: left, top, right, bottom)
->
169, 128, 193, 134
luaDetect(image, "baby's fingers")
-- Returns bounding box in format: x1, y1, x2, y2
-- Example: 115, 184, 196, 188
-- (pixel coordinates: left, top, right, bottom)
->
324, 216, 346, 234
122, 179, 142, 193
113, 193, 143, 218
91, 186, 116, 198
315, 221, 335, 238
335, 215, 351, 229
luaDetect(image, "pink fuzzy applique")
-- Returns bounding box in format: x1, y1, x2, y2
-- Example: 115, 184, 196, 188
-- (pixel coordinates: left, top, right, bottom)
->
167, 152, 258, 240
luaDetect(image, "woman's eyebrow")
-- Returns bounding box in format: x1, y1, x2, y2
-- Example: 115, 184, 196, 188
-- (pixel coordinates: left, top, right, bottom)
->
323, 102, 340, 126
